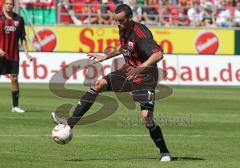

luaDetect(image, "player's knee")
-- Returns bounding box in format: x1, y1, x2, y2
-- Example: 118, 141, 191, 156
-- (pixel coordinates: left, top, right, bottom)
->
140, 113, 148, 125
92, 79, 107, 92
140, 111, 148, 122
10, 75, 18, 83
140, 111, 154, 128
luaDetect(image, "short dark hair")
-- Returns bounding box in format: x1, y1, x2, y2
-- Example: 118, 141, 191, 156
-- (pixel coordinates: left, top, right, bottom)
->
115, 4, 133, 17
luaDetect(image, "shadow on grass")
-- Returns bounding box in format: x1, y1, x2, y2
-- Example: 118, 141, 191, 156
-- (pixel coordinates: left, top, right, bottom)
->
171, 156, 205, 161
65, 156, 205, 162
23, 108, 55, 113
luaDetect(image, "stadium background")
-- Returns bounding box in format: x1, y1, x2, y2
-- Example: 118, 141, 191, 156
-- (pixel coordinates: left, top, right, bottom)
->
0, 0, 240, 168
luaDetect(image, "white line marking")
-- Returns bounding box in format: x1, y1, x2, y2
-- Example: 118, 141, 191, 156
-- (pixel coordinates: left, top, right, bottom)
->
0, 134, 239, 138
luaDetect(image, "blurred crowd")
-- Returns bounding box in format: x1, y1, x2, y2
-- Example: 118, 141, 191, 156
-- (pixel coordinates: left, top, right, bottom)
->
60, 0, 240, 27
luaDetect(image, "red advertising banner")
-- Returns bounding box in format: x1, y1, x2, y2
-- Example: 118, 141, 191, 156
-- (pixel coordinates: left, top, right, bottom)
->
20, 0, 55, 7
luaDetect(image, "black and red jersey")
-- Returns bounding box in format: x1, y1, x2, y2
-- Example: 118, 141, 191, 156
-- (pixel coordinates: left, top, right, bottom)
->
119, 21, 163, 67
0, 12, 26, 61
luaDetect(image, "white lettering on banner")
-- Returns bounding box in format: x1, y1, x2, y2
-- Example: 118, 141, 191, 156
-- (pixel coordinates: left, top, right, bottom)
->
0, 53, 240, 86
196, 37, 218, 52
33, 34, 56, 50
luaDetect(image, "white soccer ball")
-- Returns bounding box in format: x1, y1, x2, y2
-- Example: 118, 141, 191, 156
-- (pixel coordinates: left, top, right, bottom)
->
52, 124, 73, 144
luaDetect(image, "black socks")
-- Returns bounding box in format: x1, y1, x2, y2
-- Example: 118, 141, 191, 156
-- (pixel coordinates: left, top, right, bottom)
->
67, 88, 98, 128
147, 124, 169, 154
12, 90, 19, 107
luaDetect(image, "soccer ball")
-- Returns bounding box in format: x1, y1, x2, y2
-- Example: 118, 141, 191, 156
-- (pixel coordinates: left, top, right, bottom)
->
52, 124, 73, 144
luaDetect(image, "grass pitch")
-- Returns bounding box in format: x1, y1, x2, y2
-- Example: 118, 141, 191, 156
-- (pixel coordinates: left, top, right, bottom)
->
0, 84, 239, 168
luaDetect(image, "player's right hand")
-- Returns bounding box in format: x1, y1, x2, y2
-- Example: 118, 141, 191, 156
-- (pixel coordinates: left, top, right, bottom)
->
87, 53, 107, 63
0, 49, 5, 57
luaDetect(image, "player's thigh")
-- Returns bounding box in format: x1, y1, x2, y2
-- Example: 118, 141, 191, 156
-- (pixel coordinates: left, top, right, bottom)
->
103, 70, 132, 92
132, 89, 155, 110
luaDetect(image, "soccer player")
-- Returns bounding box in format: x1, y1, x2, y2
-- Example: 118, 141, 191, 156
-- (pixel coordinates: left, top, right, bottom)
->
0, 0, 32, 113
52, 4, 171, 161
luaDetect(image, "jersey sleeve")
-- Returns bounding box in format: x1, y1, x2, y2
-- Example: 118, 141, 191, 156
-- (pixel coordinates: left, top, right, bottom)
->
134, 25, 163, 57
19, 17, 26, 40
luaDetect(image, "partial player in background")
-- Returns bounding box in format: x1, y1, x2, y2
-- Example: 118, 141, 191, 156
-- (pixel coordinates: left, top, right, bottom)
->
0, 0, 32, 113
0, 0, 3, 11
52, 4, 171, 161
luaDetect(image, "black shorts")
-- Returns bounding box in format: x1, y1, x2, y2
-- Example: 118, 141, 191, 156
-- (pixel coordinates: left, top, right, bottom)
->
0, 60, 19, 75
103, 65, 158, 110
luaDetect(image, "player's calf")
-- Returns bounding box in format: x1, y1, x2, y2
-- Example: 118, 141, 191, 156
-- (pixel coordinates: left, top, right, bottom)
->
67, 79, 108, 128
52, 79, 109, 127
140, 110, 171, 161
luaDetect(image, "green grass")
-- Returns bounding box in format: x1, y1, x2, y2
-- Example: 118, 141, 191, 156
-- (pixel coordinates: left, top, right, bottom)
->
0, 84, 240, 168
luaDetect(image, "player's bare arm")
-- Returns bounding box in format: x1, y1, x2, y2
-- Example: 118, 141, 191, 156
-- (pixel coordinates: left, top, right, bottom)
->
21, 37, 33, 62
126, 51, 164, 80
87, 47, 122, 63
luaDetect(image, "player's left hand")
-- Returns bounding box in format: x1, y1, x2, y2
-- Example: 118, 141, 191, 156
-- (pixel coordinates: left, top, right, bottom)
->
126, 66, 144, 81
26, 54, 33, 62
